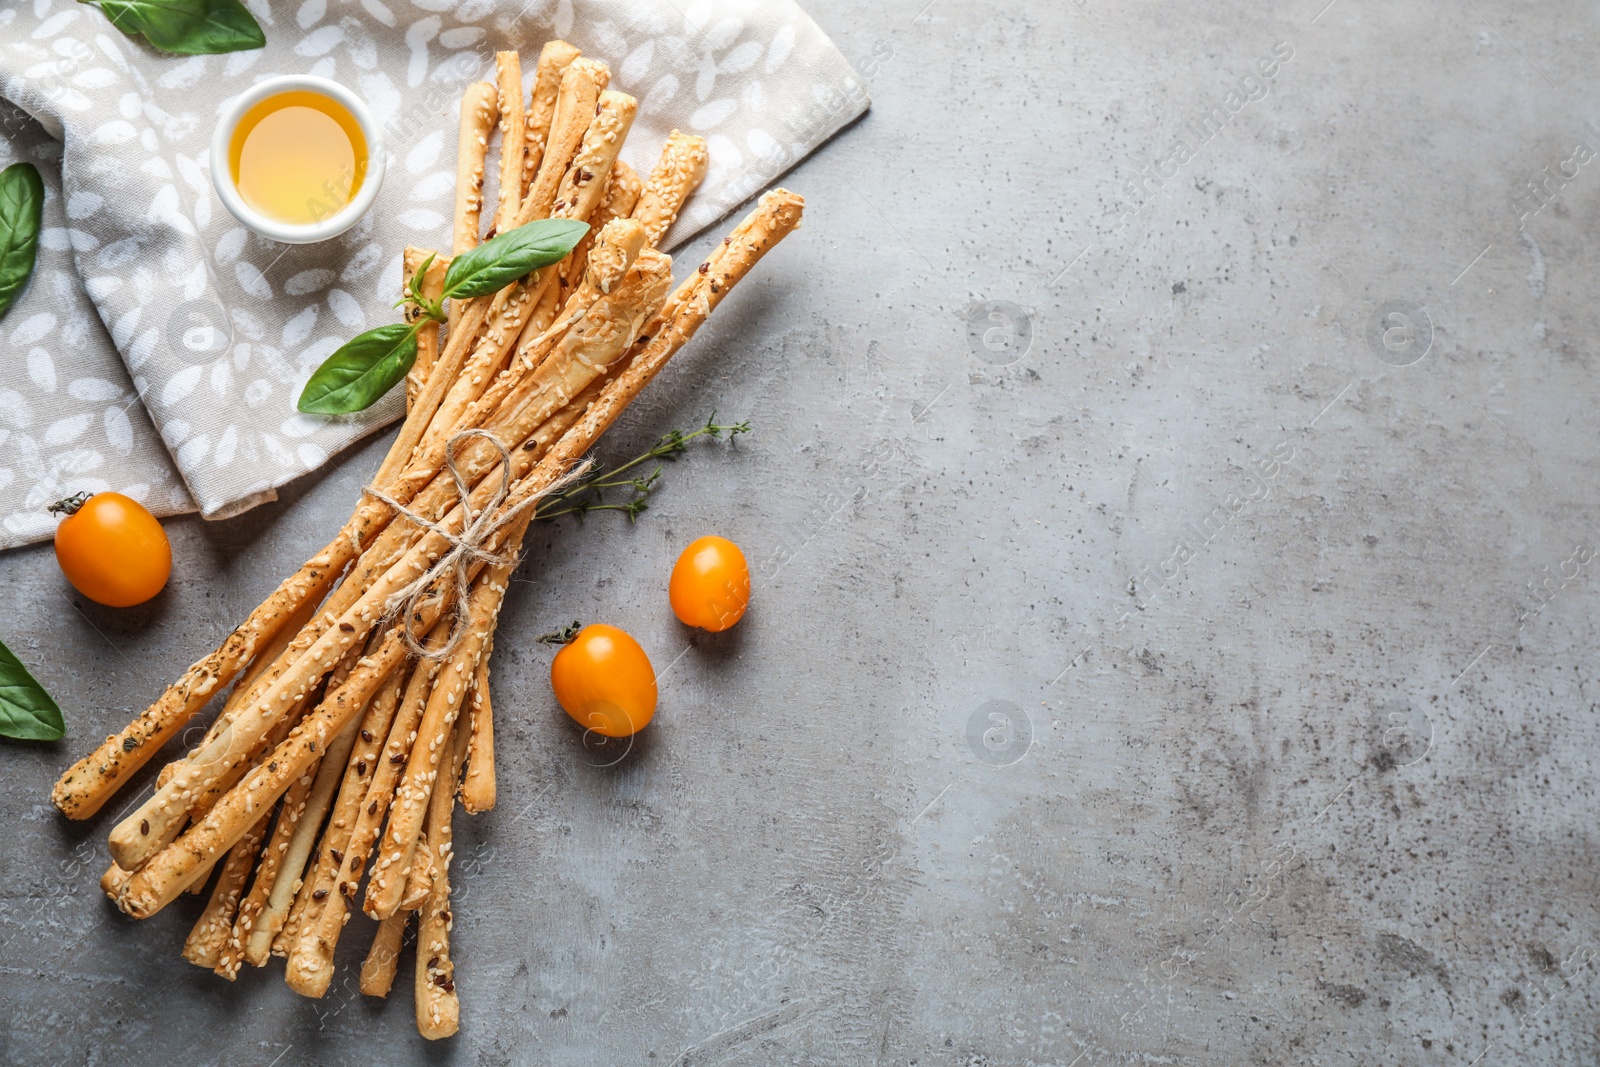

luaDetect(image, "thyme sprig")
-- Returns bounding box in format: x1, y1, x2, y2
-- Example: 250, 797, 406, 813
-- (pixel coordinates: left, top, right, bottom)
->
537, 414, 751, 522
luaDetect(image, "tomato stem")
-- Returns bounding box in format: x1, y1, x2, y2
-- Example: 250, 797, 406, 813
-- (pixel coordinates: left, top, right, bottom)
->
47, 492, 92, 517
535, 621, 583, 645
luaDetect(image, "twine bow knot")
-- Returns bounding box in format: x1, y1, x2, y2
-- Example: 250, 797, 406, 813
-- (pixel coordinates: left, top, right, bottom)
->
362, 429, 589, 659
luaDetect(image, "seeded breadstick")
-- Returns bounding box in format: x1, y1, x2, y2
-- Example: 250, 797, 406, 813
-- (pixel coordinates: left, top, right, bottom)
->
403, 248, 449, 412
631, 131, 710, 248
451, 81, 497, 336
492, 52, 525, 235
462, 651, 495, 814
181, 807, 268, 969
415, 715, 472, 1039
228, 758, 320, 967
522, 40, 581, 197
360, 909, 410, 997
522, 58, 608, 224
562, 158, 642, 303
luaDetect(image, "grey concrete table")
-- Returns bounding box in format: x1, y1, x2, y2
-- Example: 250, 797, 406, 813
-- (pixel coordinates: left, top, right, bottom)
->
4, 2, 1599, 1064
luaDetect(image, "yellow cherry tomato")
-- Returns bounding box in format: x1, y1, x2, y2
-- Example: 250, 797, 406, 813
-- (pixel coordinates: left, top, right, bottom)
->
668, 535, 750, 632
52, 492, 172, 608
550, 624, 658, 738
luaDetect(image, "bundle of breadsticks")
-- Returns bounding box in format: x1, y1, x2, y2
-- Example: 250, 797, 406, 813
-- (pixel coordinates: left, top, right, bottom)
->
49, 40, 802, 1039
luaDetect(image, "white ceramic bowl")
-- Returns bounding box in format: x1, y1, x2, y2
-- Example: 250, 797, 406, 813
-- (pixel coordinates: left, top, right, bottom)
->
210, 74, 385, 245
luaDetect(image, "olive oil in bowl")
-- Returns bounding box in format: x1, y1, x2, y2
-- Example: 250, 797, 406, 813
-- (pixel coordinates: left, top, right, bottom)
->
230, 90, 368, 226
210, 75, 384, 244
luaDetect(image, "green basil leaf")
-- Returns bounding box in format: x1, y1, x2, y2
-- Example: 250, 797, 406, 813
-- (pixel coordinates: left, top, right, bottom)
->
443, 219, 589, 299
80, 0, 265, 55
298, 323, 418, 415
0, 638, 64, 742
0, 163, 44, 324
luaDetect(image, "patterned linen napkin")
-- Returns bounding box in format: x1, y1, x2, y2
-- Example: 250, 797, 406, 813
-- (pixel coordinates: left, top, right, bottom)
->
0, 0, 866, 549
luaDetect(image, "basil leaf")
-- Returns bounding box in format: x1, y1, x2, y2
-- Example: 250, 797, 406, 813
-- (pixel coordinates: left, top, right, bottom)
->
0, 638, 64, 742
80, 0, 265, 55
0, 163, 44, 324
443, 219, 588, 299
298, 323, 418, 415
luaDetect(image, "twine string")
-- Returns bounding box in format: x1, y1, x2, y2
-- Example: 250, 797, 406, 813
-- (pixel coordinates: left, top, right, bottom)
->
362, 429, 590, 659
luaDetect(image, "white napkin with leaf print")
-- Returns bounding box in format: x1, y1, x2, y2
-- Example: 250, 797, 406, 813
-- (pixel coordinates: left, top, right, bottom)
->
0, 0, 866, 550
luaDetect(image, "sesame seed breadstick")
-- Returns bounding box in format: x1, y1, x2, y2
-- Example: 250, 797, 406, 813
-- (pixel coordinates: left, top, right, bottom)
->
402, 836, 436, 910
360, 908, 411, 997
522, 40, 581, 197
107, 459, 508, 871
403, 248, 449, 413
461, 652, 495, 814
492, 52, 525, 236
551, 91, 637, 224
114, 194, 804, 920
162, 589, 321, 798
631, 131, 710, 248
485, 251, 673, 444
229, 756, 321, 967
522, 58, 608, 225
402, 217, 647, 497
561, 158, 641, 304
528, 189, 806, 498
397, 85, 639, 486
416, 713, 472, 1039
181, 807, 267, 969
50, 560, 340, 821
274, 640, 407, 965
451, 81, 496, 337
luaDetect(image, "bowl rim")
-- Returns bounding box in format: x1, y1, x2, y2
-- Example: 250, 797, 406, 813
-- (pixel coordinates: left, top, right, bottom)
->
209, 74, 386, 245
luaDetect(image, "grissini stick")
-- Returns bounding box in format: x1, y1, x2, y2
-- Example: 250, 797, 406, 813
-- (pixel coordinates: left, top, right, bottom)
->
522, 40, 581, 198
397, 83, 640, 493
119, 458, 558, 920
163, 587, 321, 798
230, 754, 321, 966
461, 651, 495, 814
359, 909, 410, 997
280, 659, 406, 963
631, 131, 710, 247
117, 608, 437, 918
291, 379, 614, 984
108, 444, 529, 871
450, 81, 496, 337
415, 714, 472, 1039
403, 215, 646, 497
404, 248, 449, 412
523, 58, 608, 225
50, 562, 341, 820
180, 807, 267, 969
485, 252, 673, 446
491, 51, 525, 236
561, 158, 641, 303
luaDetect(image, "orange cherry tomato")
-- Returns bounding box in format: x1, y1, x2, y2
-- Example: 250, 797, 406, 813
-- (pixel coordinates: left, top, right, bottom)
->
668, 535, 750, 632
550, 624, 657, 738
52, 492, 172, 608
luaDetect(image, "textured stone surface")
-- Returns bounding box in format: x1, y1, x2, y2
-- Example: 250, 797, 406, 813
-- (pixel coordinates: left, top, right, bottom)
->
3, 1, 1599, 1064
